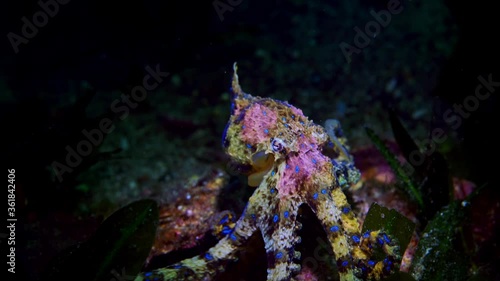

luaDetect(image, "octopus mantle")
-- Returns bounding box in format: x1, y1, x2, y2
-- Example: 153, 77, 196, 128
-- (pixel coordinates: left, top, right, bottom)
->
136, 63, 399, 281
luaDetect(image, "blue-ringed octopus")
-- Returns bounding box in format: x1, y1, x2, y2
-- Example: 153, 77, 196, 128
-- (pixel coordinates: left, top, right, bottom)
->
135, 63, 399, 281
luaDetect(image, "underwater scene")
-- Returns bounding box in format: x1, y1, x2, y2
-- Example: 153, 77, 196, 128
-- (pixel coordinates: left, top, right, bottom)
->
2, 0, 499, 280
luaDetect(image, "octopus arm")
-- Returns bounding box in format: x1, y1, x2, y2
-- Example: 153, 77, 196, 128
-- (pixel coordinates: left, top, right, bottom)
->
134, 187, 264, 281
258, 191, 302, 281
303, 183, 363, 281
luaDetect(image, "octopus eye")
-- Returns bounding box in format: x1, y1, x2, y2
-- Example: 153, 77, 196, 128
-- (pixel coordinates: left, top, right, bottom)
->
270, 138, 286, 152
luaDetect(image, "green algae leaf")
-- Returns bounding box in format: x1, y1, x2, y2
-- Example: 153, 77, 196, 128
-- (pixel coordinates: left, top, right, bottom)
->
386, 110, 451, 225
409, 201, 469, 281
42, 199, 159, 281
387, 109, 424, 179
362, 203, 415, 257
365, 127, 424, 208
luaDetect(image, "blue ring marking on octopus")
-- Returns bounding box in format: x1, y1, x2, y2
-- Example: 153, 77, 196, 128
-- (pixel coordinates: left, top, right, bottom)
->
222, 226, 232, 235
352, 235, 360, 244
377, 237, 384, 246
273, 214, 279, 223
383, 233, 391, 243
230, 233, 237, 241
219, 215, 229, 225
221, 122, 230, 147
330, 225, 339, 232
284, 211, 289, 218
313, 193, 318, 200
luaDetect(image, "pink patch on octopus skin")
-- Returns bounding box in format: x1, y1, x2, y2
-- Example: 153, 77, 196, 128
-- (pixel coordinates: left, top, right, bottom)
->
241, 103, 278, 145
278, 136, 330, 196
